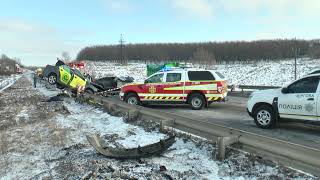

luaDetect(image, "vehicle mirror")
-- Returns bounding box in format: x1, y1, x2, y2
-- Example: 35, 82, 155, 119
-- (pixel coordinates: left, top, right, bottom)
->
281, 87, 288, 94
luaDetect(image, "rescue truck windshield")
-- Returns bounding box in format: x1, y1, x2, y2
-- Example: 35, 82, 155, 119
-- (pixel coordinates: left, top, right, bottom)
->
145, 73, 164, 83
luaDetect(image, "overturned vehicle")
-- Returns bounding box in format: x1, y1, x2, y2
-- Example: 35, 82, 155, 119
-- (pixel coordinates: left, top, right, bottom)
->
43, 61, 97, 94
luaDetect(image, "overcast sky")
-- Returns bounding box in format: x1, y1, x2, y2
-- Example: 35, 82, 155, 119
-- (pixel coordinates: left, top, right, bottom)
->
1, 0, 320, 66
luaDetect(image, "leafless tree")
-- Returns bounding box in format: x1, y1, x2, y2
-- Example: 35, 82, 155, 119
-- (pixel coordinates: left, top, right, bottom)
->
61, 51, 71, 62
192, 47, 216, 68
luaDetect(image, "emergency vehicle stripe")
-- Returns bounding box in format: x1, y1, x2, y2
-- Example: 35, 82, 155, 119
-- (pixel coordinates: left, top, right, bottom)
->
138, 93, 187, 97
207, 97, 221, 101
205, 93, 226, 98
164, 84, 217, 91
142, 96, 183, 100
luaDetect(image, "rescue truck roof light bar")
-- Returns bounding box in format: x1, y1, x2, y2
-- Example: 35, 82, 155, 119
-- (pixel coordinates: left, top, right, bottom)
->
159, 67, 203, 72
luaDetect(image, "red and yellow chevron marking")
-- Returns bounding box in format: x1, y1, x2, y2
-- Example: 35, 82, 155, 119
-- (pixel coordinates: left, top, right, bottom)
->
143, 96, 181, 100
207, 97, 220, 101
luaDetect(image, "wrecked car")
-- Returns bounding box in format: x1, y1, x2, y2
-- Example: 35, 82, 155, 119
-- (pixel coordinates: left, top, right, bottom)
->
92, 76, 134, 92
43, 62, 97, 94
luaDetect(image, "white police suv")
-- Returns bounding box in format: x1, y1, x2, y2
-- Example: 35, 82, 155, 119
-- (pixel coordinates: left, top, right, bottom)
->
247, 73, 320, 128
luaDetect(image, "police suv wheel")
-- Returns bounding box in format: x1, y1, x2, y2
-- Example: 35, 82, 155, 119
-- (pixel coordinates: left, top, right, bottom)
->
253, 105, 276, 129
125, 93, 140, 105
48, 73, 57, 85
189, 94, 205, 110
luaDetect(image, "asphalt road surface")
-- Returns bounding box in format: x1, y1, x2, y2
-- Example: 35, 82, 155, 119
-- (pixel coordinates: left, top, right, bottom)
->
144, 96, 320, 150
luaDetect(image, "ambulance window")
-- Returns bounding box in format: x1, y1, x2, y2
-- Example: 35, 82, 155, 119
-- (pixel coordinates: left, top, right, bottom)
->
166, 73, 181, 82
287, 76, 319, 93
146, 73, 164, 83
188, 71, 215, 81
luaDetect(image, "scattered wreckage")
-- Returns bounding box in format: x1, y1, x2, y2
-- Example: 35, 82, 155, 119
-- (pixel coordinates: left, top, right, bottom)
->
42, 83, 175, 158
87, 134, 175, 159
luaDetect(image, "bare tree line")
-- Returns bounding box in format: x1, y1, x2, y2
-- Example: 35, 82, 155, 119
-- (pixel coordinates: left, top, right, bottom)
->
0, 54, 21, 75
76, 39, 320, 64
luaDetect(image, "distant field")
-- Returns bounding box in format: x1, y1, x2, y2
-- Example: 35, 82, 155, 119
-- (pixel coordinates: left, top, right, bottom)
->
86, 58, 320, 86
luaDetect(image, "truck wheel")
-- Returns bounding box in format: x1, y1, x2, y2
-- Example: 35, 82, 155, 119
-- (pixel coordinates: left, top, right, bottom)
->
125, 93, 141, 105
253, 105, 276, 129
189, 93, 205, 110
48, 73, 57, 85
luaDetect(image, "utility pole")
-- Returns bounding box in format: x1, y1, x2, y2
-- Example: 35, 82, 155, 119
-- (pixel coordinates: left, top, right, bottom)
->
293, 38, 300, 80
294, 38, 297, 80
119, 34, 125, 64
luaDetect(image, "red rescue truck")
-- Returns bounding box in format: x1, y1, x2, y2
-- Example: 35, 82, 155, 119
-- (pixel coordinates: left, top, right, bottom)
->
120, 68, 228, 110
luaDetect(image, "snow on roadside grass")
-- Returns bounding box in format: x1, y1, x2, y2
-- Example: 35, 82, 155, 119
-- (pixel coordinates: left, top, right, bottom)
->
86, 58, 320, 86
55, 99, 167, 148
86, 62, 147, 82
0, 74, 22, 93
54, 99, 314, 179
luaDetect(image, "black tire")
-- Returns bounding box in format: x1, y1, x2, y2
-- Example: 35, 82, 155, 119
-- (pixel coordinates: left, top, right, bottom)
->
56, 84, 65, 89
189, 93, 205, 110
124, 93, 141, 106
48, 73, 57, 85
253, 104, 276, 129
85, 88, 94, 94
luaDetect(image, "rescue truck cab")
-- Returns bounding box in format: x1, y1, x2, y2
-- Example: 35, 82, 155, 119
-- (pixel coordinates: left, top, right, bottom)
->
120, 68, 228, 110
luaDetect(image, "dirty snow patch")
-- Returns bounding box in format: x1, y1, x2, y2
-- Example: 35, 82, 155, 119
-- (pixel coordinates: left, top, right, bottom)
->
0, 74, 22, 92
55, 99, 167, 148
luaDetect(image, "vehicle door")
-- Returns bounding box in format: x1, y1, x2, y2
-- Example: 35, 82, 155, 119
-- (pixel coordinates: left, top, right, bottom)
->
58, 65, 72, 85
278, 76, 320, 120
162, 72, 185, 101
140, 73, 165, 100
69, 71, 86, 89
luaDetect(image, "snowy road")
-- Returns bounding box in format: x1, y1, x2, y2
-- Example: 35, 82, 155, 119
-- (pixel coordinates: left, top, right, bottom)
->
0, 74, 316, 179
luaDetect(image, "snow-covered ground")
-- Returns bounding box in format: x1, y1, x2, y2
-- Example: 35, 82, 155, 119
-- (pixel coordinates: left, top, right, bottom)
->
86, 58, 320, 86
217, 58, 320, 86
0, 74, 22, 93
0, 74, 315, 179
86, 62, 147, 83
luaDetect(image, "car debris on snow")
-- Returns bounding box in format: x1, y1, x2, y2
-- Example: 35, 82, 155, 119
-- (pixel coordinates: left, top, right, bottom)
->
87, 134, 175, 159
